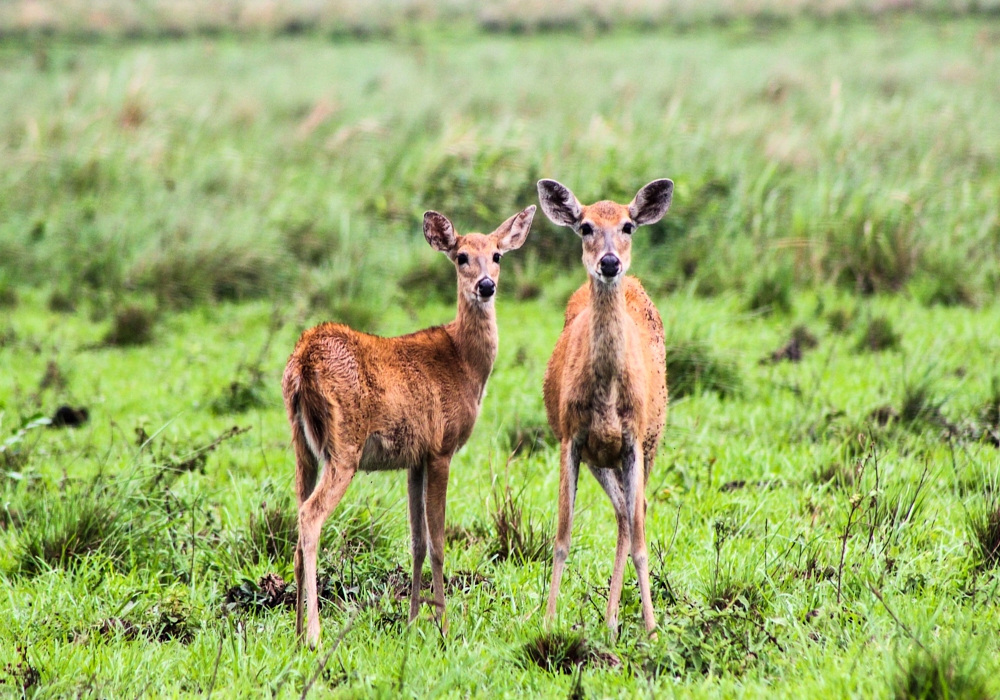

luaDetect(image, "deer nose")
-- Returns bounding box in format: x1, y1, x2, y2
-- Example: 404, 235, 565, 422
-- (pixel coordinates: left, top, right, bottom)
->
477, 278, 496, 298
599, 254, 621, 278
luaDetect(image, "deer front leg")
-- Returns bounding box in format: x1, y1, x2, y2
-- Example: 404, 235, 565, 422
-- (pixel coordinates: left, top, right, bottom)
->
546, 439, 580, 623
590, 463, 629, 639
297, 449, 358, 649
407, 462, 428, 623
624, 444, 656, 636
425, 453, 451, 632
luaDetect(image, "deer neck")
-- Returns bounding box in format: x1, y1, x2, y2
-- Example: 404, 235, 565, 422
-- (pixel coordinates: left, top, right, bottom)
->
588, 277, 628, 384
448, 295, 498, 392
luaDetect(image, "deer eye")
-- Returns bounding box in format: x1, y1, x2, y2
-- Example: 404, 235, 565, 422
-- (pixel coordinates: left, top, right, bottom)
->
622, 222, 635, 235
493, 252, 501, 263
456, 253, 468, 265
579, 223, 593, 236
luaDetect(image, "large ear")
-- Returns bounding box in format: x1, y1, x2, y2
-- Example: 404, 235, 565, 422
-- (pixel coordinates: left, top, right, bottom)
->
629, 179, 674, 226
493, 205, 535, 253
537, 179, 582, 227
423, 211, 457, 254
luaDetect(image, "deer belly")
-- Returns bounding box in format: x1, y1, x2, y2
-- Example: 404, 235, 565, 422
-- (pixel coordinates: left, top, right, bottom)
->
584, 411, 624, 468
359, 431, 417, 472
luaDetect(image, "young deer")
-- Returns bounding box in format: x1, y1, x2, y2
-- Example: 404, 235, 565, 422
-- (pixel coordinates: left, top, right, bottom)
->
282, 206, 534, 647
537, 178, 673, 638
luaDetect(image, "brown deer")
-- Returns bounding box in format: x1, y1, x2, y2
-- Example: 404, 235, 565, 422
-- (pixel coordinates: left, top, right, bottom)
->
537, 178, 673, 638
282, 205, 535, 647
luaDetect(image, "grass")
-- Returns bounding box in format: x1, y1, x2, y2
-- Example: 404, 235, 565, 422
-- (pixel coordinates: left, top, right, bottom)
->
1, 8, 1000, 699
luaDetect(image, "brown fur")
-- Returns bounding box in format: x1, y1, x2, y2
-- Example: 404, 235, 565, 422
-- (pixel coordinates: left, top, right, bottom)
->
537, 179, 673, 638
282, 206, 534, 647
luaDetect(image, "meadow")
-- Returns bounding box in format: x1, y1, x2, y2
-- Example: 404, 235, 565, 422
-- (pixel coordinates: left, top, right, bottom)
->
2, 8, 1000, 698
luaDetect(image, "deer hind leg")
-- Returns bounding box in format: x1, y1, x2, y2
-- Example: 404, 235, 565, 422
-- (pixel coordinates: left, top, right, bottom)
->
291, 420, 320, 639
424, 454, 451, 631
407, 462, 428, 623
590, 463, 630, 640
298, 445, 359, 649
546, 439, 581, 623
625, 446, 656, 636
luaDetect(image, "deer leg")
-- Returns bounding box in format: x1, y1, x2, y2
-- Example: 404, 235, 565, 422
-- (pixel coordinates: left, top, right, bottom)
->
546, 439, 580, 623
590, 464, 630, 640
291, 423, 320, 639
297, 448, 358, 649
425, 454, 451, 632
625, 445, 656, 636
407, 462, 428, 623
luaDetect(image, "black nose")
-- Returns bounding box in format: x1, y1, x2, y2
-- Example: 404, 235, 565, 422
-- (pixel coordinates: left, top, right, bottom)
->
599, 254, 621, 278
477, 278, 496, 298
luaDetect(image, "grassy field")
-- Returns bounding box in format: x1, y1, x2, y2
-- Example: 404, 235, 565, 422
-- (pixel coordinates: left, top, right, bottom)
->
2, 12, 1000, 699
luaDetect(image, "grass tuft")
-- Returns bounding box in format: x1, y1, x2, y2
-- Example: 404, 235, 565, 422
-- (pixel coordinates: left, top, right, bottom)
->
745, 270, 792, 316
855, 316, 901, 353
505, 417, 556, 457
17, 486, 125, 575
666, 337, 741, 399
968, 499, 1000, 570
520, 632, 618, 674
103, 305, 155, 347
826, 307, 856, 334
487, 470, 552, 564
235, 499, 297, 567
891, 646, 990, 700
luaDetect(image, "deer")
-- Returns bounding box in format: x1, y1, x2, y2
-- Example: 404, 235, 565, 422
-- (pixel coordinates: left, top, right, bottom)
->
282, 205, 535, 648
536, 178, 673, 638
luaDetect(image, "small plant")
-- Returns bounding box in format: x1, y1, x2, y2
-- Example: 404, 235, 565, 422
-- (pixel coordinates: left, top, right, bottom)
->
505, 417, 556, 456
224, 573, 296, 615
486, 465, 552, 564
520, 632, 618, 674
855, 315, 900, 353
898, 378, 946, 429
238, 499, 297, 566
333, 505, 393, 557
17, 486, 125, 575
968, 498, 1000, 570
47, 289, 77, 313
891, 645, 990, 700
666, 337, 741, 399
977, 377, 1000, 445
826, 307, 855, 334
910, 256, 977, 308
745, 270, 792, 315
103, 305, 155, 347
0, 280, 18, 308
210, 376, 267, 415
0, 646, 40, 694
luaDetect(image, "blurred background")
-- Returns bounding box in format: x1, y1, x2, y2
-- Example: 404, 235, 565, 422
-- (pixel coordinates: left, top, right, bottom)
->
1, 0, 998, 330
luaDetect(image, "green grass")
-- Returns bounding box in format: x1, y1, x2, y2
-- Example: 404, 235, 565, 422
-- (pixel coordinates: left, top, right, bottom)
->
2, 12, 1000, 699
3, 286, 1000, 697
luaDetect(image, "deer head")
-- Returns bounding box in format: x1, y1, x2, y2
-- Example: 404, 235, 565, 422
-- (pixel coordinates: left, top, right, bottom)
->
537, 179, 673, 285
424, 206, 536, 304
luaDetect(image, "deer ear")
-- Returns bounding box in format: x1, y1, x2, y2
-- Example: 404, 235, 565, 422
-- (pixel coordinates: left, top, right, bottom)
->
537, 179, 582, 227
629, 179, 674, 226
423, 211, 457, 254
493, 205, 535, 253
